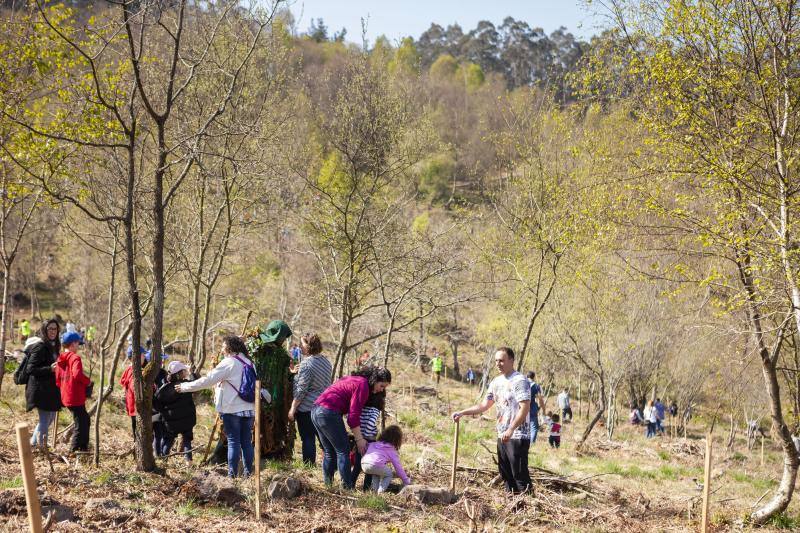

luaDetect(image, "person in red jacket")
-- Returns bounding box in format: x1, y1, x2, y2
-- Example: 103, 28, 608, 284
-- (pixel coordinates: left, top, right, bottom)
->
120, 347, 147, 440
55, 332, 91, 452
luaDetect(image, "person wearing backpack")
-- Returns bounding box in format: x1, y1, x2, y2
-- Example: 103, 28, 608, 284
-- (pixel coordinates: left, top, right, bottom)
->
176, 335, 256, 477
55, 331, 92, 452
18, 319, 63, 450
155, 361, 196, 462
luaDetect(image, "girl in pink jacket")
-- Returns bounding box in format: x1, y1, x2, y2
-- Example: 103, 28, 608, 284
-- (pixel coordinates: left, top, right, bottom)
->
359, 425, 411, 492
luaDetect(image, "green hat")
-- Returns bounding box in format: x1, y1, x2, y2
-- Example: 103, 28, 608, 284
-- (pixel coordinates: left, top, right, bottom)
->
261, 320, 292, 344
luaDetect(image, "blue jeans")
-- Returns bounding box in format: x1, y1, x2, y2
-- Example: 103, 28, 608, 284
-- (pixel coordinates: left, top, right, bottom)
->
221, 414, 254, 478
296, 411, 319, 465
162, 429, 194, 461
646, 422, 656, 438
311, 405, 353, 488
31, 409, 58, 448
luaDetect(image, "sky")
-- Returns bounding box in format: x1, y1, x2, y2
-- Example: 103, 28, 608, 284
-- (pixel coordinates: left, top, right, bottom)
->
287, 0, 610, 45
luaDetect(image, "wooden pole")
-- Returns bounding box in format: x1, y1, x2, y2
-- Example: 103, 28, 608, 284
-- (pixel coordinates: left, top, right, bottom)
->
254, 380, 261, 520
450, 419, 460, 493
50, 413, 58, 449
15, 423, 43, 533
760, 435, 764, 467
700, 433, 713, 533
201, 416, 221, 465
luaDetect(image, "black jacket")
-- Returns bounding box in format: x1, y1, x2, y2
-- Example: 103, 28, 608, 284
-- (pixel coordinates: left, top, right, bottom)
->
155, 379, 196, 434
24, 339, 62, 412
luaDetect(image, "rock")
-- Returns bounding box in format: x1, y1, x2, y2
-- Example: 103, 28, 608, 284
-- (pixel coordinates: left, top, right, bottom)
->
84, 498, 122, 513
267, 475, 304, 499
398, 485, 457, 505
42, 504, 76, 523
179, 471, 245, 506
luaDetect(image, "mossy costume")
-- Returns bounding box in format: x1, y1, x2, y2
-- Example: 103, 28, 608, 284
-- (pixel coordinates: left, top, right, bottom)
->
246, 320, 294, 459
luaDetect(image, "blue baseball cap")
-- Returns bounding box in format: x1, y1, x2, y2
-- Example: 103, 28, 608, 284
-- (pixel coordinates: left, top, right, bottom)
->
126, 345, 147, 359
61, 332, 84, 346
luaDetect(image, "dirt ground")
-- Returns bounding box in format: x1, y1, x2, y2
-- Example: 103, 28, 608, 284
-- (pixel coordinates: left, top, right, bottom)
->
0, 357, 798, 532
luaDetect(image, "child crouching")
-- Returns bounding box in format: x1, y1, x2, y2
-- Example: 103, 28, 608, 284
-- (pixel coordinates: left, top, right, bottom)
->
359, 425, 411, 493
155, 361, 197, 461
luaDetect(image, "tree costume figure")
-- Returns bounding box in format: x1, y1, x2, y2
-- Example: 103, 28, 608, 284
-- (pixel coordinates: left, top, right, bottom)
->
247, 320, 294, 459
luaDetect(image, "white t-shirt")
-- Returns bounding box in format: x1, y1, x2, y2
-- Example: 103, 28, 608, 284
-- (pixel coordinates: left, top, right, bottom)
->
486, 371, 531, 440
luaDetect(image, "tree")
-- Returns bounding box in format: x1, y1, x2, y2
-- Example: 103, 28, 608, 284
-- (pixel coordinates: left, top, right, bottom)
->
607, 0, 800, 522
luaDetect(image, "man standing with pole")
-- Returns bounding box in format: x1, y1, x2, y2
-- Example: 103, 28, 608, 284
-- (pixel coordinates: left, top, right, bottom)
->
452, 347, 532, 494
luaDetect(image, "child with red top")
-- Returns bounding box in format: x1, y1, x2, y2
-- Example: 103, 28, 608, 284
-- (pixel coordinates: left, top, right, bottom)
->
120, 347, 147, 439
360, 425, 411, 492
55, 332, 91, 452
548, 413, 561, 449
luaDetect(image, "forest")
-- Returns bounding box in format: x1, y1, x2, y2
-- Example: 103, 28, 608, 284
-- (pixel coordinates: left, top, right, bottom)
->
1, 0, 800, 531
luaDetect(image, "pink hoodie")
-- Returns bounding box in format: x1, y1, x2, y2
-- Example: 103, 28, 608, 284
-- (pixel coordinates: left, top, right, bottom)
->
360, 441, 411, 485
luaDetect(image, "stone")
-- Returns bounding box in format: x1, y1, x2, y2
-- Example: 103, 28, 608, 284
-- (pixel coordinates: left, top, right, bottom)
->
179, 472, 245, 506
267, 475, 304, 499
398, 485, 457, 505
84, 498, 122, 512
42, 504, 76, 523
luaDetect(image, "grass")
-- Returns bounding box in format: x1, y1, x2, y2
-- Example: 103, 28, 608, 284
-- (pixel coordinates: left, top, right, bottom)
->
767, 512, 800, 529
398, 412, 420, 429
356, 493, 389, 511
0, 476, 22, 489
728, 470, 778, 490
177, 499, 201, 518
93, 471, 113, 485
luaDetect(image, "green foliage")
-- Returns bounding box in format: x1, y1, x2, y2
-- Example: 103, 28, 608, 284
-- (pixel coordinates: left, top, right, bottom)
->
429, 54, 459, 80
388, 37, 420, 76
398, 412, 420, 429
357, 493, 389, 511
417, 153, 455, 204
0, 476, 22, 489
767, 512, 800, 529
458, 63, 485, 89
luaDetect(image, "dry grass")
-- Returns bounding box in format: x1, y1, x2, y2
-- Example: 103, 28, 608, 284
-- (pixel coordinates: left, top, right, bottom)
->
0, 352, 798, 531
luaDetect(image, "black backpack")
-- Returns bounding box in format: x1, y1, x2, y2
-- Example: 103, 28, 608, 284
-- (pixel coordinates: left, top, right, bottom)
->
13, 350, 31, 385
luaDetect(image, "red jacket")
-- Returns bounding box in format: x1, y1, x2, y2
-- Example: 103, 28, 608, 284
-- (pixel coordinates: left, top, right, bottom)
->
55, 351, 91, 407
120, 366, 137, 416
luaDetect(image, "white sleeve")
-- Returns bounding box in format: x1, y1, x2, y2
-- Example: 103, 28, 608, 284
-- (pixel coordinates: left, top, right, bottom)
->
180, 359, 231, 392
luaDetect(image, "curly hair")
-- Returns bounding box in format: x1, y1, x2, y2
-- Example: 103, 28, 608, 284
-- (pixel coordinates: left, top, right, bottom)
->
378, 425, 403, 449
351, 365, 392, 387
223, 335, 248, 357
301, 333, 323, 355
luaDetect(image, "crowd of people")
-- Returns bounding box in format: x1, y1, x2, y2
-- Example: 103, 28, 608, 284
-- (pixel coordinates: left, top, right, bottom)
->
629, 398, 678, 438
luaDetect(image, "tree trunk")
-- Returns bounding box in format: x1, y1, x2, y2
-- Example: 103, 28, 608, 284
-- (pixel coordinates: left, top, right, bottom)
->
93, 238, 117, 466
450, 307, 460, 378
577, 377, 606, 451
0, 267, 9, 396
382, 312, 396, 367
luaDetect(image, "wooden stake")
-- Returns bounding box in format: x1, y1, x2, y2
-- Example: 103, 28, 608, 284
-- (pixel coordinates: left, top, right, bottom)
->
450, 419, 460, 493
760, 435, 764, 467
15, 423, 43, 533
700, 433, 713, 533
254, 380, 261, 520
50, 413, 58, 449
201, 416, 221, 465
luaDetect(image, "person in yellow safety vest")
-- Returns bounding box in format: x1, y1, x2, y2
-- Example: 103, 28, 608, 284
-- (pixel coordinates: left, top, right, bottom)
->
85, 325, 96, 345
19, 319, 31, 342
431, 351, 443, 385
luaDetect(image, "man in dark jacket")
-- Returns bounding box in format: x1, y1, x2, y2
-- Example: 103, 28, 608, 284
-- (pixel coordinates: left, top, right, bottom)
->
24, 320, 63, 449
155, 361, 196, 461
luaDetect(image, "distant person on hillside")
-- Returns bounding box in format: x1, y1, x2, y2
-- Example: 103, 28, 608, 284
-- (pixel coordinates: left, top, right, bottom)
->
356, 349, 371, 367
669, 401, 678, 418
85, 325, 96, 347
55, 332, 91, 452
290, 342, 302, 365
548, 413, 561, 449
629, 404, 643, 425
643, 400, 658, 438
18, 319, 31, 343
431, 351, 443, 384
452, 347, 532, 494
654, 398, 666, 435
466, 367, 475, 386
526, 371, 544, 443
557, 388, 572, 422
65, 320, 77, 334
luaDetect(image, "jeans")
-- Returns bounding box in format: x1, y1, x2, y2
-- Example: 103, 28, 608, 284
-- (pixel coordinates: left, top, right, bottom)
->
311, 405, 353, 488
295, 411, 319, 465
68, 405, 90, 452
221, 414, 254, 478
31, 410, 58, 448
655, 418, 664, 434
361, 462, 393, 492
497, 438, 532, 493
162, 429, 194, 460
561, 407, 573, 421
548, 435, 561, 448
646, 421, 656, 438
153, 421, 167, 457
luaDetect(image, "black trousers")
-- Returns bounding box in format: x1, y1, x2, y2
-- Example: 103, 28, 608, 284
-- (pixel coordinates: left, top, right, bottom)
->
496, 438, 531, 493
68, 405, 90, 452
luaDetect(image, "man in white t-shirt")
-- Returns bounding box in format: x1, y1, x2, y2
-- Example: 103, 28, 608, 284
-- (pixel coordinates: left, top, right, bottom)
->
452, 347, 532, 493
